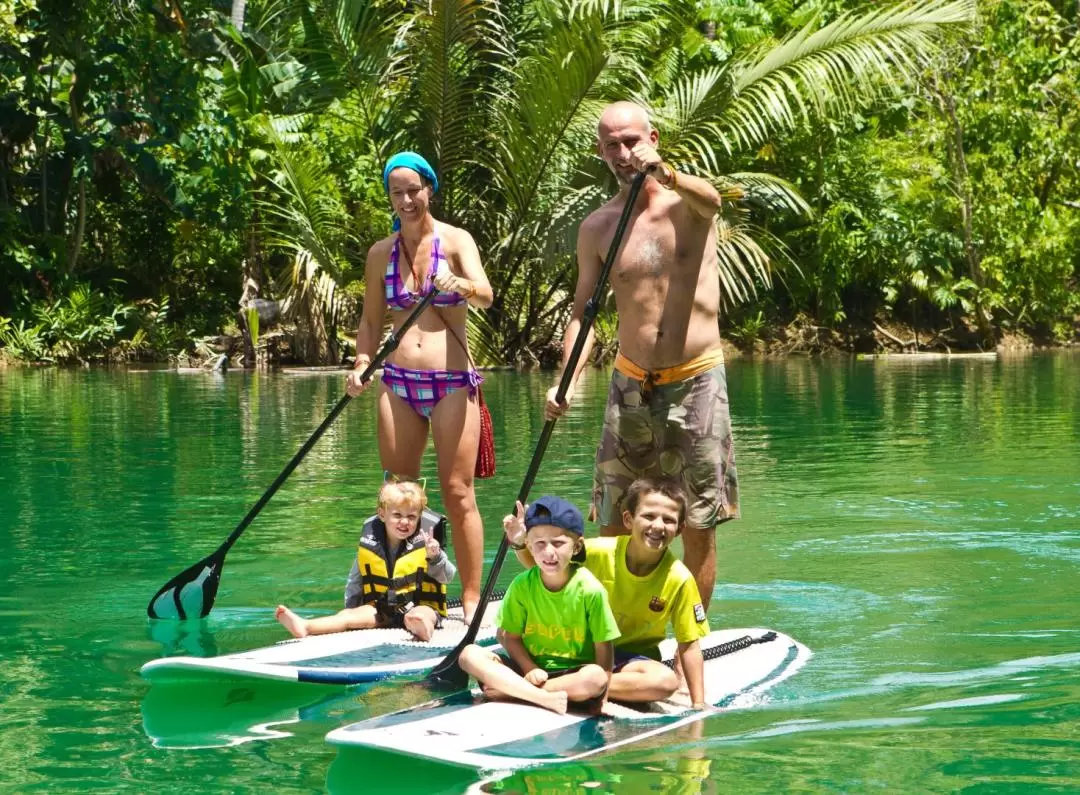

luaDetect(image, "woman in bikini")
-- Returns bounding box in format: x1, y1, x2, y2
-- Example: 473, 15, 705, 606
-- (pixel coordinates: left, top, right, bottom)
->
346, 152, 493, 623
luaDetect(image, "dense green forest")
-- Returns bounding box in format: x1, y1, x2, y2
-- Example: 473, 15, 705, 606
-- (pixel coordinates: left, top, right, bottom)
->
1, 0, 1077, 366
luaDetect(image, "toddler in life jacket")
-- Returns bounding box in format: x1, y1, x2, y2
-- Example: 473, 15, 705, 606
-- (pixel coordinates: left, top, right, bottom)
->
275, 479, 455, 641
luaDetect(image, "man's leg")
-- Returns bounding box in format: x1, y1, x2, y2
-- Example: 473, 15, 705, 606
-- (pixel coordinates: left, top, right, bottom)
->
672, 362, 738, 611
593, 370, 652, 533
680, 528, 717, 610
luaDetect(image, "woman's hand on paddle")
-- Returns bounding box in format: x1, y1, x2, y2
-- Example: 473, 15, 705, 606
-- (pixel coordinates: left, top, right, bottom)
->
433, 269, 472, 298
524, 668, 548, 688
346, 357, 374, 396
503, 501, 527, 547
544, 383, 575, 420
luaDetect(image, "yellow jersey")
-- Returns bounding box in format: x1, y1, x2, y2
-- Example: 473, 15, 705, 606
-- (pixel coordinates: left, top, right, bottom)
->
584, 536, 708, 658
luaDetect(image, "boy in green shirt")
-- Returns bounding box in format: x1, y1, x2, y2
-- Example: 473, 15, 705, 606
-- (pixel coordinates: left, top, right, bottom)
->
505, 478, 709, 709
459, 496, 620, 715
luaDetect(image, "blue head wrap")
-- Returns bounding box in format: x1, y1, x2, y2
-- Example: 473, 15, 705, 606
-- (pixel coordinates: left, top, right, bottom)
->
383, 152, 439, 231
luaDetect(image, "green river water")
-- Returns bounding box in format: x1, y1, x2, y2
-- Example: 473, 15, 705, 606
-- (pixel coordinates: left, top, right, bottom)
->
1, 354, 1077, 793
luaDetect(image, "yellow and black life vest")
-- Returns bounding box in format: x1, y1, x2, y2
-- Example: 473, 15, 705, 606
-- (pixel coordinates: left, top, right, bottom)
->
355, 510, 448, 616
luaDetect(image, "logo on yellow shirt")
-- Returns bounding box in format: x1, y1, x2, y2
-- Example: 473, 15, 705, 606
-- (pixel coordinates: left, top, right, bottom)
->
648, 596, 666, 613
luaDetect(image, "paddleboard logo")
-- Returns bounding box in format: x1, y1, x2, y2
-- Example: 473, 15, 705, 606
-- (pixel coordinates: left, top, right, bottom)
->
648, 596, 666, 612
693, 603, 706, 623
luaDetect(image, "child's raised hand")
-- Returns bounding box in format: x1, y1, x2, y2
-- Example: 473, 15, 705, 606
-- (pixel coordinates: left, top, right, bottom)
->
502, 501, 527, 546
524, 668, 548, 688
422, 530, 442, 560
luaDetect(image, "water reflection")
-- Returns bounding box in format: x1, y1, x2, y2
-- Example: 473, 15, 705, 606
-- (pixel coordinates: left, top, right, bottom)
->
1, 355, 1078, 791
475, 719, 715, 795
140, 675, 445, 752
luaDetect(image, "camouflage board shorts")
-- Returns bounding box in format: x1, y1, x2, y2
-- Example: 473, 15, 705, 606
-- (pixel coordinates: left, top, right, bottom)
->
592, 358, 740, 530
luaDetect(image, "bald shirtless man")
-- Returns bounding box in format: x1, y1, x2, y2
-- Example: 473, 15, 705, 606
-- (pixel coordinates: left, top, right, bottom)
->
545, 101, 739, 608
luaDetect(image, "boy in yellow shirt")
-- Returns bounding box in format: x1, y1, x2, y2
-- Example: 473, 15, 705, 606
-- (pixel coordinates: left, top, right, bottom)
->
505, 477, 708, 709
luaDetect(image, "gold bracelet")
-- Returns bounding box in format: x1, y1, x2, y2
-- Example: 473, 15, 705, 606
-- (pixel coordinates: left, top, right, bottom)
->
460, 280, 478, 300
354, 357, 371, 370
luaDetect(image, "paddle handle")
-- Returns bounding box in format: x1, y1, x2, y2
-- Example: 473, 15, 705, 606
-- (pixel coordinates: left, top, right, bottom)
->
439, 174, 648, 666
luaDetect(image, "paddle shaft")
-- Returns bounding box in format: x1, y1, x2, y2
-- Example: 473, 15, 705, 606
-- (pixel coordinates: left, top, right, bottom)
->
222, 285, 440, 557
146, 286, 439, 619
431, 173, 647, 679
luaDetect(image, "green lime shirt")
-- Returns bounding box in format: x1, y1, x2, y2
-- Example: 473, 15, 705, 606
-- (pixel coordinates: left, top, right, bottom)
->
497, 566, 621, 671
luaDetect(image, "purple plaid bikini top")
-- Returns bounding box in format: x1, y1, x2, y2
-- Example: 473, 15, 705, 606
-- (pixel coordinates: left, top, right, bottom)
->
384, 233, 466, 310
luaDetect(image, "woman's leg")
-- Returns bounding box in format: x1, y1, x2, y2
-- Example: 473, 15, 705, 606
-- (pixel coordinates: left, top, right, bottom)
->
458, 645, 568, 715
430, 386, 482, 622
275, 605, 378, 638
376, 382, 429, 478
402, 604, 438, 641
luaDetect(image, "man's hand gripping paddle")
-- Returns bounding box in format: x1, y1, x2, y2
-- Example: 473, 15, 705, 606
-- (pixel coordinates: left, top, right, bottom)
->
146, 287, 440, 620
429, 173, 648, 685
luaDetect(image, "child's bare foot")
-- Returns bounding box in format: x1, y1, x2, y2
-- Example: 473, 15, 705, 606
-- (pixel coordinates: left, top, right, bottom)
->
275, 605, 309, 638
541, 690, 569, 715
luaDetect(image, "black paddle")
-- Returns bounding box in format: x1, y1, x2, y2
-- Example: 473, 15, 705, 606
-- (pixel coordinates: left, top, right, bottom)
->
147, 287, 441, 620
429, 172, 648, 685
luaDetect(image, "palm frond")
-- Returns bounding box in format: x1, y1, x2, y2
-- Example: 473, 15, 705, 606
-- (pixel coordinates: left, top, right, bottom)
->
657, 0, 974, 166
726, 171, 813, 217
721, 0, 975, 151
715, 217, 772, 304
410, 0, 507, 220
258, 127, 353, 280
480, 20, 611, 241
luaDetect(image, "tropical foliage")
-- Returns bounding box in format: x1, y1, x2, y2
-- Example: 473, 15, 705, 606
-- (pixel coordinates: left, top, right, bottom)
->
1, 0, 1076, 365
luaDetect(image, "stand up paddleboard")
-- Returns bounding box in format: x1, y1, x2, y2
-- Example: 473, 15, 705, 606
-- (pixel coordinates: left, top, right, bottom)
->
141, 597, 503, 685
326, 627, 810, 770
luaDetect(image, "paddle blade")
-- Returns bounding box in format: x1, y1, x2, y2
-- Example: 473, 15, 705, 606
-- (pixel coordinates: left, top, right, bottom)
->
147, 549, 225, 620
428, 644, 471, 688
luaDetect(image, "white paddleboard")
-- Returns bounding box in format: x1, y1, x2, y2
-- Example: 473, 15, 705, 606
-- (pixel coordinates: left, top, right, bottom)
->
326, 627, 810, 770
141, 599, 502, 685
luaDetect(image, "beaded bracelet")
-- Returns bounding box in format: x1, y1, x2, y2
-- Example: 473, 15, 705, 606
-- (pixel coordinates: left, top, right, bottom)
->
661, 163, 678, 190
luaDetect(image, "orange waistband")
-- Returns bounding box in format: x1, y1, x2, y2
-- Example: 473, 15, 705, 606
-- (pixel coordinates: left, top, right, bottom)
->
613, 349, 725, 386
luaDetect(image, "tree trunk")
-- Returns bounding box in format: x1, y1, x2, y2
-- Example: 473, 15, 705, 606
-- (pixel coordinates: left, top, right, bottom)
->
936, 80, 993, 340
231, 0, 246, 30
40, 65, 55, 234
66, 177, 86, 273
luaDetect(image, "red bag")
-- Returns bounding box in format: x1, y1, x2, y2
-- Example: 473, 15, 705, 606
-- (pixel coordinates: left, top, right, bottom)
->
475, 386, 496, 479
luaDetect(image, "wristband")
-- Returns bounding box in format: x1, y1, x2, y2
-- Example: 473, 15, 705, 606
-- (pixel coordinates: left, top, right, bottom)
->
660, 163, 677, 189
459, 280, 477, 300
509, 538, 527, 551
353, 357, 371, 371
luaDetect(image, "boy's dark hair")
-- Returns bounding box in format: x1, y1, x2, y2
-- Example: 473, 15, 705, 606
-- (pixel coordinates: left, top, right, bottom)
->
623, 477, 688, 526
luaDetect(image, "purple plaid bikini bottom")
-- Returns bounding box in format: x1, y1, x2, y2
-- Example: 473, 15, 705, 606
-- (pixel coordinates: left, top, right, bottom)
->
381, 362, 483, 418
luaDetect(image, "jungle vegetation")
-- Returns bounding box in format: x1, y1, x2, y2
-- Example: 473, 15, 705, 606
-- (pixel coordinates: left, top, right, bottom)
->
1, 0, 1077, 365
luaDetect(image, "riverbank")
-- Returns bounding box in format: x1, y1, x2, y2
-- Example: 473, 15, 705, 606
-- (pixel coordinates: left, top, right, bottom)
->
720, 314, 1079, 359
2, 315, 1076, 370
